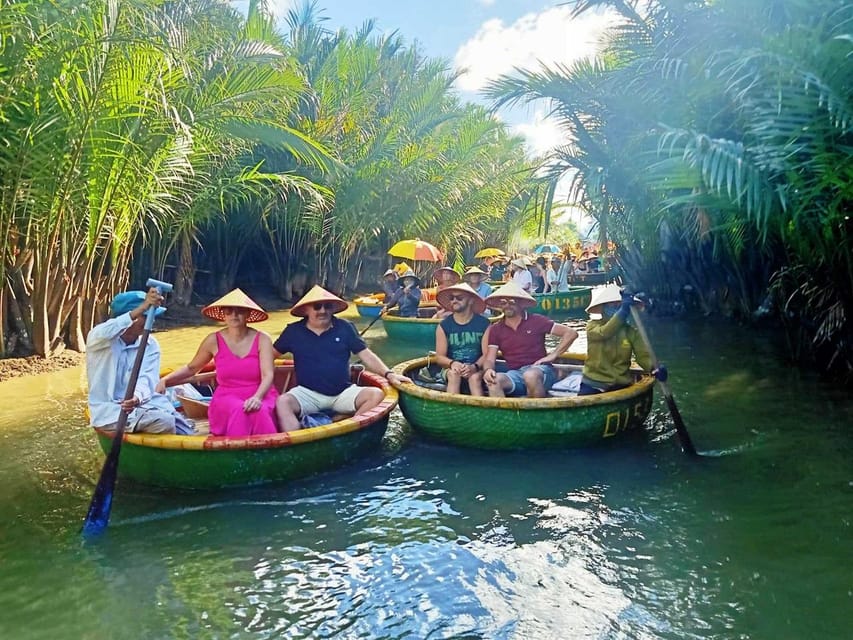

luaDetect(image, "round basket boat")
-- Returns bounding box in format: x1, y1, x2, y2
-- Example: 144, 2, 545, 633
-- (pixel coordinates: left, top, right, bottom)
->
390, 354, 654, 449
382, 308, 503, 345
532, 286, 593, 317
354, 287, 439, 318
354, 293, 385, 318
93, 362, 398, 489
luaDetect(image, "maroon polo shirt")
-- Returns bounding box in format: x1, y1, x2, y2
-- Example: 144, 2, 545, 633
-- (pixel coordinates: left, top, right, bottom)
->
487, 312, 555, 370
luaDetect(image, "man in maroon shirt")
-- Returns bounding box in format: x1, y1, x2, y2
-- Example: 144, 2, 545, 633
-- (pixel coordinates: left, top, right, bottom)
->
481, 282, 579, 398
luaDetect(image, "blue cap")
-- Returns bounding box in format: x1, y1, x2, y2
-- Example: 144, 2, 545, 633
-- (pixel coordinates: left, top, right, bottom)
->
110, 291, 166, 318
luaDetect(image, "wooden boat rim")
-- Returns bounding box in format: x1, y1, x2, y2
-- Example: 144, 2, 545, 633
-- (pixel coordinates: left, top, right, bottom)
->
96, 368, 398, 451
390, 355, 653, 409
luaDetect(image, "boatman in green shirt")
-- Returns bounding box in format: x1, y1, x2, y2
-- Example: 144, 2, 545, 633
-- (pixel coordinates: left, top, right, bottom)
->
579, 285, 667, 395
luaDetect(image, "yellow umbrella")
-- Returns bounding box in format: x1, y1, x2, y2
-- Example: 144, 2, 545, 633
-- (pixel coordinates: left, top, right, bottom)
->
387, 239, 443, 262
474, 247, 505, 259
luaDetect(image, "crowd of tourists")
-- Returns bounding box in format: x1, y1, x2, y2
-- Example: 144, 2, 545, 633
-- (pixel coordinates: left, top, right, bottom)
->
85, 242, 663, 439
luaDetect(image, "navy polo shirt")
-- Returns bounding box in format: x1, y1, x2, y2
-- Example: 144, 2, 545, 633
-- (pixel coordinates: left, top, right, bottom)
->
273, 317, 367, 395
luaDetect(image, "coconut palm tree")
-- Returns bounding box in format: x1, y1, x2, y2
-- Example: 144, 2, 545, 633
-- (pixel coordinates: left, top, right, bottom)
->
0, 0, 332, 355
486, 0, 853, 378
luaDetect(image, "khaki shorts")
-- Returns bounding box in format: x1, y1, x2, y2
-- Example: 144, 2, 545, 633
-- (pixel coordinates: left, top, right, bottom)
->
286, 384, 363, 416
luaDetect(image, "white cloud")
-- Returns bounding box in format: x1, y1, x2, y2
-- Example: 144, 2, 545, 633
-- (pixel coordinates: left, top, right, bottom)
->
510, 107, 563, 157
230, 0, 295, 20
454, 6, 614, 93
455, 7, 615, 168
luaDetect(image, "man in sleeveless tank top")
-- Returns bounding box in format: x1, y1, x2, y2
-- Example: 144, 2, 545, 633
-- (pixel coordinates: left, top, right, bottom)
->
431, 283, 490, 395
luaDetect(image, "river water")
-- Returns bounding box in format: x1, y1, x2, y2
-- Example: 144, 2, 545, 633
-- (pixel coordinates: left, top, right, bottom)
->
0, 308, 850, 639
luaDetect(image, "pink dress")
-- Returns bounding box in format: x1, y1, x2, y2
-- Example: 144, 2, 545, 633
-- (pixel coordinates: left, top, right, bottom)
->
209, 332, 279, 436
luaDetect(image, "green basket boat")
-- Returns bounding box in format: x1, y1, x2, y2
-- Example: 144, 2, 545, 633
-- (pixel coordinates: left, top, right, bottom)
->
532, 286, 593, 317
390, 354, 654, 449
382, 307, 503, 345
93, 363, 397, 489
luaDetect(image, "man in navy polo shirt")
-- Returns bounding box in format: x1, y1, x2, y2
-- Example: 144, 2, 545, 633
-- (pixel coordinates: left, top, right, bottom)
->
273, 285, 410, 431
480, 282, 579, 398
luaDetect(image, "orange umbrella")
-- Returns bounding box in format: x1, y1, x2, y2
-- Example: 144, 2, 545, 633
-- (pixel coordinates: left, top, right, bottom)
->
387, 239, 443, 262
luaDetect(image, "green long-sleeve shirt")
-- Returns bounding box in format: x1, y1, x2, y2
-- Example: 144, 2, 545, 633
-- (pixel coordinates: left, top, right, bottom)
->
582, 313, 652, 389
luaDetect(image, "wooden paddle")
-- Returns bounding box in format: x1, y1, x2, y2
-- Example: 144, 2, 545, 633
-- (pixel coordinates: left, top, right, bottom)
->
82, 279, 172, 537
359, 309, 386, 336
629, 306, 698, 457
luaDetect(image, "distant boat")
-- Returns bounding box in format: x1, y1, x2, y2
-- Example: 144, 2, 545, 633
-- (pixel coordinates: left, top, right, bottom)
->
532, 286, 593, 317
568, 268, 622, 286
353, 287, 438, 318
382, 308, 502, 345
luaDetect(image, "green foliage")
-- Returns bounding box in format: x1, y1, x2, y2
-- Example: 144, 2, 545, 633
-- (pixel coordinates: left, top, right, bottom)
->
0, 0, 332, 352
487, 0, 853, 380
0, 0, 541, 355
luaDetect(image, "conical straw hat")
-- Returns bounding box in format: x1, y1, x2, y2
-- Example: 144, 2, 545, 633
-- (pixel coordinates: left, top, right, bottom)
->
510, 258, 528, 269
290, 285, 349, 318
433, 266, 461, 284
399, 269, 421, 285
485, 281, 537, 309
463, 266, 488, 278
202, 288, 268, 323
585, 284, 622, 313
435, 282, 486, 315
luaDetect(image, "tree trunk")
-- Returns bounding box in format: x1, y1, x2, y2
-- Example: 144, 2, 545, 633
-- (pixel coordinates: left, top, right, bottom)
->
173, 232, 195, 305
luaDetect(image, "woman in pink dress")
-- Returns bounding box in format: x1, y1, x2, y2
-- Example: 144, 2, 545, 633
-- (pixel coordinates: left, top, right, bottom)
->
157, 289, 279, 436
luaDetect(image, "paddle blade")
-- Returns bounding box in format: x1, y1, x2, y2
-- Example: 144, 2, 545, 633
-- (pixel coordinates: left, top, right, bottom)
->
81, 429, 124, 537
659, 381, 698, 457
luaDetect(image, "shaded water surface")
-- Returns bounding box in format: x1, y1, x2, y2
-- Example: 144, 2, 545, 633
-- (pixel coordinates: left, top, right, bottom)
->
0, 308, 850, 638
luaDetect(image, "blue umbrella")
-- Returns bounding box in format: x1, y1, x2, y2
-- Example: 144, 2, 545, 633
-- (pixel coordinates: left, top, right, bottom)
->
533, 243, 560, 255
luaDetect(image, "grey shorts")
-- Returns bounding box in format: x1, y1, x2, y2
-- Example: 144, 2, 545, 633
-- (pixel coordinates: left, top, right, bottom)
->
286, 384, 363, 416
502, 364, 557, 397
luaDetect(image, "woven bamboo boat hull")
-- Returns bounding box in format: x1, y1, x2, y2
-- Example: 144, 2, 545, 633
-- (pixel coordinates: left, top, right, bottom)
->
382, 309, 503, 344
93, 364, 397, 489
354, 294, 385, 318
532, 286, 593, 317
391, 356, 653, 449
353, 287, 439, 318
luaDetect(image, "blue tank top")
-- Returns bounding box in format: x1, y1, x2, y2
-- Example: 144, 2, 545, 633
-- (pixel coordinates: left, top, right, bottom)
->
440, 314, 490, 363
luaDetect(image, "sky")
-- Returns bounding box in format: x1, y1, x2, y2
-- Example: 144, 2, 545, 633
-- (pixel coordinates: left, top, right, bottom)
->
235, 1, 615, 157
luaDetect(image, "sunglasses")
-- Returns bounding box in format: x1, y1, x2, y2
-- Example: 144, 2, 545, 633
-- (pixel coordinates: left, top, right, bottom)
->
223, 307, 247, 315
312, 302, 335, 311
493, 298, 519, 307
448, 294, 467, 302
